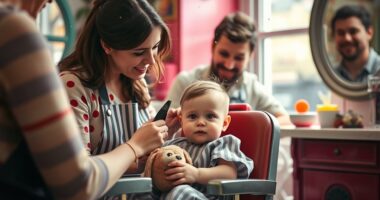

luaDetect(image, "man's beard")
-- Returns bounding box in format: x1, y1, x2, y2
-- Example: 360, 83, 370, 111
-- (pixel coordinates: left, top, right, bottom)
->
338, 41, 364, 62
210, 62, 242, 86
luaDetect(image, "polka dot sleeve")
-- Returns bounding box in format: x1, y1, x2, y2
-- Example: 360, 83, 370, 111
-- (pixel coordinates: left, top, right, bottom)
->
60, 72, 95, 154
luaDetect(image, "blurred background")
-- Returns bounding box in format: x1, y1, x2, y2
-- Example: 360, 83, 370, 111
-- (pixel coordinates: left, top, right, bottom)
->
42, 0, 328, 114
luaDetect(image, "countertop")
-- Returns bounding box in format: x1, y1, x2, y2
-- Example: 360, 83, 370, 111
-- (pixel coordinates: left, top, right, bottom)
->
281, 126, 380, 141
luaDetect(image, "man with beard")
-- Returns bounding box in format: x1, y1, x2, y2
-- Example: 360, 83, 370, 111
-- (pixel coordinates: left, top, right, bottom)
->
165, 12, 290, 124
331, 5, 380, 82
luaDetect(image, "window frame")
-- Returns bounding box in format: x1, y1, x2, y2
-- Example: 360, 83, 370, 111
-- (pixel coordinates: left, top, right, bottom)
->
240, 0, 310, 94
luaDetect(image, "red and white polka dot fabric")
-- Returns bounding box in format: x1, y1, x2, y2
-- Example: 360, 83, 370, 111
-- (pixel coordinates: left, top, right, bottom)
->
60, 72, 106, 154
60, 72, 153, 155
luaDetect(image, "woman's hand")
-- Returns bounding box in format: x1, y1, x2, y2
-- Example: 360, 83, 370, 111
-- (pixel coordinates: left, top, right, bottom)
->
166, 107, 181, 139
128, 120, 168, 157
164, 161, 199, 186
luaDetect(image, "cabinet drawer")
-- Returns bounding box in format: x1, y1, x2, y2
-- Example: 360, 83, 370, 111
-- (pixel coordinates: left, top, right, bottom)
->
299, 140, 378, 167
302, 170, 379, 200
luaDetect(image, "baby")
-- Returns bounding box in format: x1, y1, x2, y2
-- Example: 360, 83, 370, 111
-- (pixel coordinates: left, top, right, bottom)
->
162, 80, 254, 199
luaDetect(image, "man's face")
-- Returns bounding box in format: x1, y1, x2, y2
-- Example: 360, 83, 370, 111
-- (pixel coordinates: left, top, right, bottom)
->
333, 16, 373, 62
211, 34, 252, 83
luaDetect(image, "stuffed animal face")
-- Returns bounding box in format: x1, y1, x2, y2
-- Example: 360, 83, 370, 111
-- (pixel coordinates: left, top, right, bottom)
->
161, 147, 190, 166
144, 145, 192, 191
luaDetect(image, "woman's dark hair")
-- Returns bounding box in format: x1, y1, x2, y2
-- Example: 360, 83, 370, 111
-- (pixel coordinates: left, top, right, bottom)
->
59, 0, 171, 108
331, 5, 372, 34
213, 11, 256, 52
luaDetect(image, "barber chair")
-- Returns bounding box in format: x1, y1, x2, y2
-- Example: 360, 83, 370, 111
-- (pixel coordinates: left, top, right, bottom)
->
207, 110, 280, 200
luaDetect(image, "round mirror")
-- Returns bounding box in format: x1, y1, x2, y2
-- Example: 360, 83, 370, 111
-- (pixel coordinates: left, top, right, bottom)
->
310, 0, 379, 100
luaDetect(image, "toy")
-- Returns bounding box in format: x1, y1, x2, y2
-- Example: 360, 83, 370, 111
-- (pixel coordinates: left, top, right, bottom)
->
143, 145, 192, 192
334, 110, 364, 128
294, 99, 310, 113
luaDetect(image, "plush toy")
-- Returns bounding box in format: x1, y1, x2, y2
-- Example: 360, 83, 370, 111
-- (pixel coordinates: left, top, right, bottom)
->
143, 145, 192, 192
334, 110, 364, 128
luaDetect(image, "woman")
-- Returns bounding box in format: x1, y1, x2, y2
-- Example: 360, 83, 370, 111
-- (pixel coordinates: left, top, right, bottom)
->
59, 0, 177, 173
0, 0, 167, 199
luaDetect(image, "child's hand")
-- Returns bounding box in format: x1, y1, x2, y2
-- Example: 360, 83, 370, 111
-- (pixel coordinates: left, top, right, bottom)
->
164, 160, 199, 186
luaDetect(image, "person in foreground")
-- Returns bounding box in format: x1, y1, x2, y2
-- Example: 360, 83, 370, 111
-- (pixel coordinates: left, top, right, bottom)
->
0, 0, 167, 199
331, 5, 380, 82
165, 11, 290, 125
160, 80, 253, 199
59, 0, 179, 175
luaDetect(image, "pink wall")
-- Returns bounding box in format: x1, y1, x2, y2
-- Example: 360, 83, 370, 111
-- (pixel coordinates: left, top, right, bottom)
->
179, 0, 238, 71
155, 0, 238, 100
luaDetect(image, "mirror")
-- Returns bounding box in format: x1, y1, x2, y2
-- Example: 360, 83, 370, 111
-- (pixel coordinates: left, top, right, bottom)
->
310, 0, 379, 100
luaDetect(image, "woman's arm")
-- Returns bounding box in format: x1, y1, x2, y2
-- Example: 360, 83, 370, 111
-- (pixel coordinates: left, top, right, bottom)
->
0, 11, 162, 199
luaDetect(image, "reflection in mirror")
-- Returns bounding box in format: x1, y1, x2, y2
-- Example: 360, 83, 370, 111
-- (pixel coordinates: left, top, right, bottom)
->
310, 0, 380, 100
325, 2, 380, 83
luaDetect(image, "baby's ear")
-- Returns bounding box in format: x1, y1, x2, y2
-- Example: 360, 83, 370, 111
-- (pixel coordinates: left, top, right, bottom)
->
222, 115, 231, 131
178, 113, 182, 123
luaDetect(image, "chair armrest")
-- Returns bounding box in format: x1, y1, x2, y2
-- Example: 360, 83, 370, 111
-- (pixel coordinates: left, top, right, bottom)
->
105, 177, 152, 196
207, 179, 276, 196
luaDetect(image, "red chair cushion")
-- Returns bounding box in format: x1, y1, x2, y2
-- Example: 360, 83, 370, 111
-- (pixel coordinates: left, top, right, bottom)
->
222, 111, 273, 180
229, 103, 252, 111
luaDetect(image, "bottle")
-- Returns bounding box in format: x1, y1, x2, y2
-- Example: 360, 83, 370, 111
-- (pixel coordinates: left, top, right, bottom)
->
367, 75, 380, 128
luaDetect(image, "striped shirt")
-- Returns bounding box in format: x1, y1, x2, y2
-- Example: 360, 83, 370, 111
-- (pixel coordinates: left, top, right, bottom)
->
0, 5, 113, 199
164, 135, 254, 197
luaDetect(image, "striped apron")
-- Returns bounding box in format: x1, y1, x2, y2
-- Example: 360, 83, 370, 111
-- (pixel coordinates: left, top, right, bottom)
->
93, 85, 150, 155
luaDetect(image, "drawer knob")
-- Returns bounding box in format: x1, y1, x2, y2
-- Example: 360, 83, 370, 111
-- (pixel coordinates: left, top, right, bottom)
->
326, 184, 351, 200
333, 148, 341, 156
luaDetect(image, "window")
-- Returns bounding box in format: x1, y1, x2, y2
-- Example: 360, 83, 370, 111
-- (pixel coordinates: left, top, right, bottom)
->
250, 0, 329, 112
37, 0, 76, 65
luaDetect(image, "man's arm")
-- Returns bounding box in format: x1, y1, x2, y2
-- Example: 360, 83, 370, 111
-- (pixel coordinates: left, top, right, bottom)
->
274, 112, 292, 126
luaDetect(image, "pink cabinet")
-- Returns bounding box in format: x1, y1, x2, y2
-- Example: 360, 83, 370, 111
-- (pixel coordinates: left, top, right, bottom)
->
292, 139, 380, 200
303, 170, 378, 200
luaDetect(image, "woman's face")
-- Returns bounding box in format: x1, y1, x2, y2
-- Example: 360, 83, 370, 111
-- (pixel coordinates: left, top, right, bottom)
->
105, 27, 162, 81
21, 0, 52, 19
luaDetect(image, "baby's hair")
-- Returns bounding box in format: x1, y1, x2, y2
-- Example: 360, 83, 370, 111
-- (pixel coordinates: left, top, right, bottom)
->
179, 80, 230, 109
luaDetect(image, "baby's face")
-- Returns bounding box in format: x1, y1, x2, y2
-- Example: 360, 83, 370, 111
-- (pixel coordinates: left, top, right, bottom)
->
180, 92, 230, 144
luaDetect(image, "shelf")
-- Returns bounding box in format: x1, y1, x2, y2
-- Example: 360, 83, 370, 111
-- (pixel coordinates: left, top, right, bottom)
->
281, 126, 380, 141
